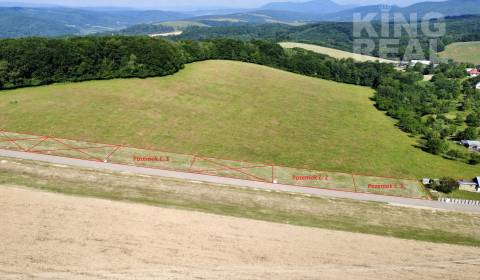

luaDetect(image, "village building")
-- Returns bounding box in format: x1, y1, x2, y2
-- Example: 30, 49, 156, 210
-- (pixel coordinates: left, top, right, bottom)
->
410, 60, 431, 67
467, 68, 479, 77
460, 140, 480, 151
458, 177, 480, 193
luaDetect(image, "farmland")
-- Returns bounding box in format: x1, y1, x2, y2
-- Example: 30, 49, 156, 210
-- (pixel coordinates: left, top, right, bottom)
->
0, 60, 478, 179
280, 42, 398, 63
438, 41, 480, 65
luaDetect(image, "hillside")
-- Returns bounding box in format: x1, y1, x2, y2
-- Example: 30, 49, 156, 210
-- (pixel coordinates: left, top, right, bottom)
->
0, 7, 189, 37
260, 0, 354, 15
438, 41, 480, 64
321, 0, 480, 21
0, 60, 478, 179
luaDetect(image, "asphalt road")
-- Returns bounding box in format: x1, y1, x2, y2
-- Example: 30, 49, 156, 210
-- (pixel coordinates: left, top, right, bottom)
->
1, 148, 479, 213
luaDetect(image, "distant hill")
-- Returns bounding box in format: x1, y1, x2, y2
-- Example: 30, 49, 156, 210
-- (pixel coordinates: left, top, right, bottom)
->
190, 10, 322, 25
261, 0, 354, 15
322, 0, 480, 21
0, 7, 189, 38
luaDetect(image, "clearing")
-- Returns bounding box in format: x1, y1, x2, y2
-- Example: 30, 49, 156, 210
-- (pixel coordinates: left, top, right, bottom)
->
438, 41, 480, 65
0, 60, 478, 179
280, 42, 398, 63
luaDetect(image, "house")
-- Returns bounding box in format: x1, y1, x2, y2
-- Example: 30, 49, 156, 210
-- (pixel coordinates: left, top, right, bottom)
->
467, 68, 479, 77
458, 180, 478, 192
410, 60, 431, 67
461, 140, 480, 150
457, 177, 480, 192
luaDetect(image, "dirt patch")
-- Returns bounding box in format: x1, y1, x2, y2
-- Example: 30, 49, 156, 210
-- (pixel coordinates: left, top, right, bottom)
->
1, 186, 479, 280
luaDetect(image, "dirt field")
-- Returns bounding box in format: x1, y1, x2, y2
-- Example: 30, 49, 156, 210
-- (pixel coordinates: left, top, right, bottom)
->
1, 186, 479, 280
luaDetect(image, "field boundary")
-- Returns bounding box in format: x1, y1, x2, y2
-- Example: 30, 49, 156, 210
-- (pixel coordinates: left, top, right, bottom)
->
0, 129, 430, 200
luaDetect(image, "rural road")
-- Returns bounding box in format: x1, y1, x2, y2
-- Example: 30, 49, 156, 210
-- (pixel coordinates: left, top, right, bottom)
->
1, 148, 479, 214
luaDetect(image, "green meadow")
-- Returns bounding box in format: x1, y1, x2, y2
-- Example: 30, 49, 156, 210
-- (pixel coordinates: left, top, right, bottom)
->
0, 60, 478, 179
439, 41, 480, 65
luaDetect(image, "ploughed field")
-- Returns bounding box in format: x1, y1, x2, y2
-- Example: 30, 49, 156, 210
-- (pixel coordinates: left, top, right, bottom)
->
0, 60, 478, 180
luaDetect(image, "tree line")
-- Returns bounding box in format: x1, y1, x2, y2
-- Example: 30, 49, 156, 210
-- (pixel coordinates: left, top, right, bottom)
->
0, 36, 394, 90
0, 36, 184, 89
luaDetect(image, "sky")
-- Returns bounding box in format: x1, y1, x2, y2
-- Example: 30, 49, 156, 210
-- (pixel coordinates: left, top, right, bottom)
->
0, 0, 447, 10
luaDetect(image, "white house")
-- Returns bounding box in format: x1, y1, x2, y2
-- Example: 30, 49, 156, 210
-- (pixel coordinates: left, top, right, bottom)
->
461, 140, 480, 149
457, 177, 480, 192
410, 60, 431, 67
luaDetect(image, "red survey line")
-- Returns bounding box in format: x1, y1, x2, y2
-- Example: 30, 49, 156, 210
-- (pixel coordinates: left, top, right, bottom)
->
351, 174, 358, 192
194, 164, 270, 174
32, 145, 117, 154
189, 156, 197, 169
25, 137, 49, 152
0, 144, 429, 200
51, 138, 104, 162
196, 156, 270, 183
0, 128, 424, 194
272, 166, 275, 183
0, 137, 44, 143
0, 128, 272, 167
0, 131, 26, 151
104, 146, 122, 162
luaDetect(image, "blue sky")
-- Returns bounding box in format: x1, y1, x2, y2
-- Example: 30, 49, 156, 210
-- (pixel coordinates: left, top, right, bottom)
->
1, 0, 447, 9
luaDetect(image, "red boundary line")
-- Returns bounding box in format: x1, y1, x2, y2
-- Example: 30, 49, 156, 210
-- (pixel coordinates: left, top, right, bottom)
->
189, 156, 197, 169
0, 137, 44, 143
0, 129, 428, 199
32, 145, 117, 154
352, 174, 358, 192
0, 144, 429, 200
51, 138, 103, 162
194, 164, 270, 174
0, 131, 26, 151
25, 137, 49, 152
195, 156, 271, 183
0, 129, 282, 168
272, 166, 275, 184
104, 146, 122, 162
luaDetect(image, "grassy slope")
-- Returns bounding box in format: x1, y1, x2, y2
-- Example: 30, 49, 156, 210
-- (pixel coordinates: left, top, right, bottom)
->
0, 60, 478, 179
280, 42, 398, 64
438, 41, 480, 65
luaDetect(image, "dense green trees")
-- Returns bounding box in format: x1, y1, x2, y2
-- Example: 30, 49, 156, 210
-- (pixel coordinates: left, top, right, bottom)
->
0, 36, 185, 89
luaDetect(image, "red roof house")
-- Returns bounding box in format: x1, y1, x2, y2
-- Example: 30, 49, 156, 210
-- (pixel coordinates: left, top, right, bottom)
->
467, 68, 479, 76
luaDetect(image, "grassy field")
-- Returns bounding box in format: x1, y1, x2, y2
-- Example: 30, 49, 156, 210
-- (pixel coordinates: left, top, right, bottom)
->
159, 21, 209, 30
280, 42, 398, 64
0, 60, 478, 179
438, 41, 480, 64
1, 157, 479, 246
